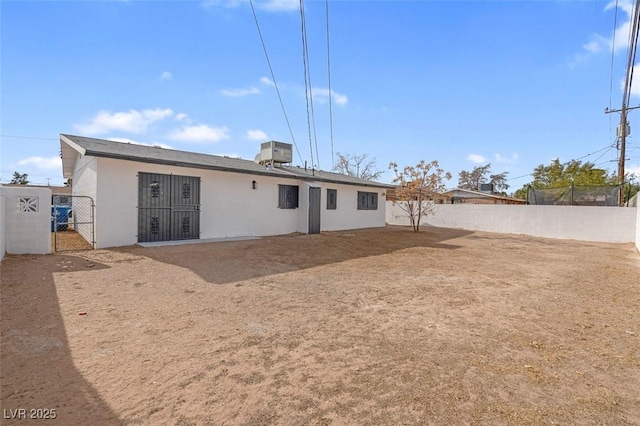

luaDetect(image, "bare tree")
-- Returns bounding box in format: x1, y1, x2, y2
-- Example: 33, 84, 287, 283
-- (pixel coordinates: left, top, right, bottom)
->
458, 164, 490, 190
458, 163, 509, 193
334, 153, 383, 181
389, 160, 451, 232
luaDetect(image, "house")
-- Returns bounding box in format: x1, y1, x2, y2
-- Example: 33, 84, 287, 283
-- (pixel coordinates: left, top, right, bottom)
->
443, 188, 526, 205
60, 134, 393, 249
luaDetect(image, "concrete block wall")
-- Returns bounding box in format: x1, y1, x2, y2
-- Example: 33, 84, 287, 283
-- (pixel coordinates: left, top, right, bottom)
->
1, 186, 51, 255
0, 189, 5, 261
386, 202, 637, 244
636, 205, 640, 252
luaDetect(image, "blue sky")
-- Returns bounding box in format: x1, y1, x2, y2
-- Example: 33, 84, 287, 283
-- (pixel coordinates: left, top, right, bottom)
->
2, 0, 640, 192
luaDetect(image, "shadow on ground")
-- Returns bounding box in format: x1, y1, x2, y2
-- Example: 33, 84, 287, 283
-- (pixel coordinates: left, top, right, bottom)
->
0, 255, 118, 424
117, 225, 474, 285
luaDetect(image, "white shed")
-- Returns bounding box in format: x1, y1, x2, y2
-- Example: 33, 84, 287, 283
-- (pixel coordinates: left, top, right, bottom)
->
60, 134, 392, 248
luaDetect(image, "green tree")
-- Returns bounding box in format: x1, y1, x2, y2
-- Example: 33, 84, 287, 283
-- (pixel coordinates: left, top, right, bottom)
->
458, 163, 509, 193
623, 173, 640, 203
334, 153, 383, 181
389, 160, 452, 232
513, 159, 617, 200
10, 172, 29, 185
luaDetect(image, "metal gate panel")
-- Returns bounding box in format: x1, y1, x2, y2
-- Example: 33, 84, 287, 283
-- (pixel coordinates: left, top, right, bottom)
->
139, 208, 172, 242
171, 175, 201, 207
138, 173, 172, 242
308, 187, 321, 234
171, 210, 200, 240
170, 175, 200, 240
52, 194, 95, 251
138, 172, 200, 243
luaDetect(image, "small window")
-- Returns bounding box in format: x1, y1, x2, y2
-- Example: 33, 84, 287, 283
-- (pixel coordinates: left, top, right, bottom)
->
357, 191, 378, 210
278, 185, 299, 209
327, 189, 337, 210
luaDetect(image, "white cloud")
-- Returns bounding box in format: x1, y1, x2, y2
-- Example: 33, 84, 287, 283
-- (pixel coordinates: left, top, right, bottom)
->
624, 64, 640, 97
75, 108, 174, 135
170, 124, 230, 143
311, 87, 348, 106
467, 154, 487, 164
260, 76, 275, 87
221, 86, 260, 97
108, 137, 173, 149
626, 164, 640, 179
17, 156, 61, 170
246, 129, 268, 141
160, 71, 172, 81
201, 0, 244, 9
175, 112, 189, 121
582, 0, 633, 54
201, 0, 297, 12
495, 153, 519, 163
259, 0, 298, 12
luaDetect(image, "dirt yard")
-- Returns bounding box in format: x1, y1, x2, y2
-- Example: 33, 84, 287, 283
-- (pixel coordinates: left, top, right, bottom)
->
1, 226, 639, 425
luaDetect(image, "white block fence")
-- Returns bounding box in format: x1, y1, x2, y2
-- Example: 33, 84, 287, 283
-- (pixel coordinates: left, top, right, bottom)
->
386, 201, 638, 246
0, 186, 52, 259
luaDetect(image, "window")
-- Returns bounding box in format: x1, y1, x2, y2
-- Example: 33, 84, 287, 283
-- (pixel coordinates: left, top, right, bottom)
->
278, 185, 299, 209
327, 189, 337, 210
357, 191, 378, 210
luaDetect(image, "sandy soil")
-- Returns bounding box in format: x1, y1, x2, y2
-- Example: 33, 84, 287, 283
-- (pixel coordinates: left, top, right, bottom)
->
1, 225, 639, 425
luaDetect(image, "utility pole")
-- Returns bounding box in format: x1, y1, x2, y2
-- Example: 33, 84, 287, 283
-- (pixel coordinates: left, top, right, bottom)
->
613, 0, 640, 206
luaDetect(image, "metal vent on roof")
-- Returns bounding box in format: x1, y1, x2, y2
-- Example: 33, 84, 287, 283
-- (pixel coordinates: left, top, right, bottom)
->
254, 141, 292, 166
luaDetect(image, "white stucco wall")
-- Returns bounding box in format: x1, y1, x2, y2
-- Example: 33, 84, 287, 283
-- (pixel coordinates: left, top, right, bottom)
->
70, 153, 98, 244
320, 183, 386, 232
0, 188, 5, 261
636, 206, 640, 251
1, 186, 51, 254
78, 158, 387, 248
386, 202, 637, 244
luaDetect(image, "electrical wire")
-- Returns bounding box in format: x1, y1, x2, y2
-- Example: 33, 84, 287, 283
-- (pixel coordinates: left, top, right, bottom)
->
299, 0, 319, 169
248, 0, 304, 165
608, 0, 620, 138
0, 134, 58, 141
325, 0, 335, 171
609, 0, 619, 111
505, 143, 618, 183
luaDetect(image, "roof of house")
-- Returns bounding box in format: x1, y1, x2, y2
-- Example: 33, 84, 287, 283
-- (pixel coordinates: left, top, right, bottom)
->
60, 134, 393, 189
443, 188, 526, 203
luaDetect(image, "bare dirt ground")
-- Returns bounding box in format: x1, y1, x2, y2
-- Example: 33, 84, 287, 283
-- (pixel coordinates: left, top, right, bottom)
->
1, 225, 639, 425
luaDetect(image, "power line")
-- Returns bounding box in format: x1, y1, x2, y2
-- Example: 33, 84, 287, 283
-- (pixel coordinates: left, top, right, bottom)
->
299, 0, 319, 169
325, 0, 335, 171
608, 0, 619, 111
248, 0, 304, 165
505, 143, 618, 183
608, 0, 620, 139
0, 134, 58, 141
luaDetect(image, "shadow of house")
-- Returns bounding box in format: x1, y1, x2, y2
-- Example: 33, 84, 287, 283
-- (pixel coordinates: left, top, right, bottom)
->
116, 226, 474, 285
0, 255, 119, 424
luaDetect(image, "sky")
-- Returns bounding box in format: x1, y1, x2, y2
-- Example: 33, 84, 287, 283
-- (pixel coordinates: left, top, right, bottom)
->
2, 0, 640, 192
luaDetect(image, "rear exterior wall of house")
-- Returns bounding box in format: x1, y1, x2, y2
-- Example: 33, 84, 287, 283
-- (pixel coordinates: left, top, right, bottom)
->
77, 157, 385, 248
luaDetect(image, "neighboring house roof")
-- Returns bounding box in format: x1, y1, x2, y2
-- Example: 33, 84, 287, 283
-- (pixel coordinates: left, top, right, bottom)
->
384, 187, 449, 202
443, 188, 526, 204
60, 134, 393, 189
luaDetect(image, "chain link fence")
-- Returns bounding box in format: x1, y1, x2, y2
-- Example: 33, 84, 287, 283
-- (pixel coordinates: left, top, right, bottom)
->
528, 185, 620, 206
52, 195, 95, 251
